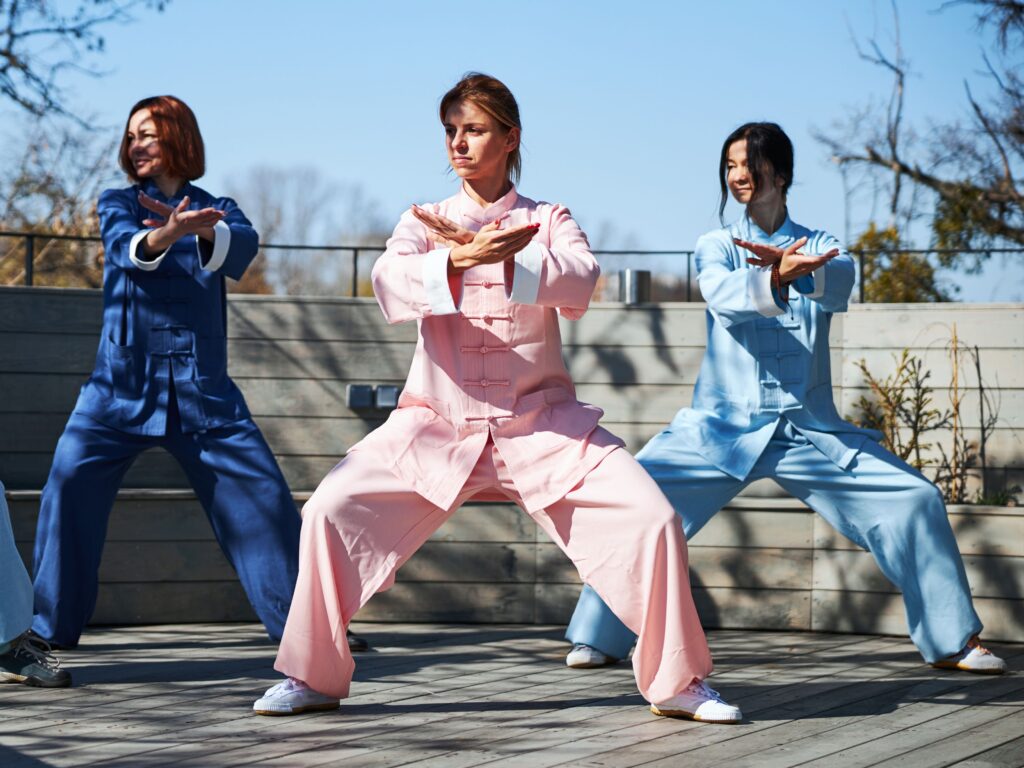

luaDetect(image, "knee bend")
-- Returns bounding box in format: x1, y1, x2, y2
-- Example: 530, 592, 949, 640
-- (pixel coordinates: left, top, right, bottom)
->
907, 481, 945, 515
643, 498, 680, 533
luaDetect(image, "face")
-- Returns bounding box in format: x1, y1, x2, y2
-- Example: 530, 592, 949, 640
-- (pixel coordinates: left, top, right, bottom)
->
443, 99, 518, 184
726, 138, 783, 206
126, 108, 165, 179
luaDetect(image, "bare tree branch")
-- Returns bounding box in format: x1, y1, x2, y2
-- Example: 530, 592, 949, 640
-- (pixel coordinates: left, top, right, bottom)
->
0, 0, 168, 125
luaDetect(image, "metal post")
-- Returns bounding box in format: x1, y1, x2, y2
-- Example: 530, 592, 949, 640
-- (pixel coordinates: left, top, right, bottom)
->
858, 251, 865, 303
351, 248, 359, 297
686, 253, 692, 302
25, 234, 34, 286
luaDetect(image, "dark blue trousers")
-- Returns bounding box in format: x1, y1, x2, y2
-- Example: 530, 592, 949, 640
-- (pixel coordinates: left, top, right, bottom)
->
32, 404, 300, 647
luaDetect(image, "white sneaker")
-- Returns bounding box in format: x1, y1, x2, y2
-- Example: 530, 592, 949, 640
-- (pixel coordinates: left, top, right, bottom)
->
932, 638, 1007, 675
566, 643, 616, 669
253, 677, 339, 716
650, 679, 742, 724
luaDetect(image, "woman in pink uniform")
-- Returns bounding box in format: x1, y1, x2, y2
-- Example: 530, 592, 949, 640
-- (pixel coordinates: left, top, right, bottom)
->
253, 73, 740, 724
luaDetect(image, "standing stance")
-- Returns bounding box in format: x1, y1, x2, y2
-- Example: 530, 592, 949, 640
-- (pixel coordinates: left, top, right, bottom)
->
32, 96, 302, 648
0, 483, 69, 687
254, 73, 741, 723
564, 122, 1005, 676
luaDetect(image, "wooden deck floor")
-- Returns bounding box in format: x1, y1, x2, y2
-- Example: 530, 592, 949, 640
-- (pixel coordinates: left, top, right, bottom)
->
0, 623, 1021, 768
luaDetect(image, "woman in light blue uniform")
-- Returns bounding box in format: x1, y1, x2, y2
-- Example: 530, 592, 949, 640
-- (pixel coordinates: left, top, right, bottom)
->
31, 96, 302, 649
1, 481, 69, 686
564, 122, 1005, 675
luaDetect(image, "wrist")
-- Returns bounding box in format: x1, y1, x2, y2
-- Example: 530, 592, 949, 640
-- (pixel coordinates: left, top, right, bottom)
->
448, 243, 474, 272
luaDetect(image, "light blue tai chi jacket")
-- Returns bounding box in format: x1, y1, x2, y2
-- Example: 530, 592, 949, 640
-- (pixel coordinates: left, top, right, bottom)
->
671, 214, 879, 480
566, 214, 981, 664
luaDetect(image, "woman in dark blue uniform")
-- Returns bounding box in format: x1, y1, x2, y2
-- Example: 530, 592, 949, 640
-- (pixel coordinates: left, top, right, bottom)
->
30, 95, 302, 648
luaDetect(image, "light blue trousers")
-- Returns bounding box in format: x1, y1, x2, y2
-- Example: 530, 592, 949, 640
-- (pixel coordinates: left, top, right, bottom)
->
0, 482, 34, 646
566, 420, 983, 663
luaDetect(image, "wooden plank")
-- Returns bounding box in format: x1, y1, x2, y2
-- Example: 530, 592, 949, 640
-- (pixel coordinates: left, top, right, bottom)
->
394, 542, 537, 584
0, 287, 102, 335
227, 296, 414, 343
839, 387, 1024, 429
813, 549, 1024, 600
952, 734, 1024, 768
811, 590, 1024, 642
534, 583, 811, 630
867, 710, 1024, 767
353, 582, 536, 623
92, 581, 257, 624
814, 510, 1024, 557
534, 508, 815, 550
537, 543, 814, 590
841, 304, 1024, 349
10, 410, 1019, 464
792, 684, 1024, 768
558, 304, 708, 347
842, 348, 1024, 388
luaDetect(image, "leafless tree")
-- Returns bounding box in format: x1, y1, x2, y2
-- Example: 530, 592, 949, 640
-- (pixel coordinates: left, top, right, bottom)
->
225, 166, 390, 296
817, 0, 1024, 266
1, 0, 169, 124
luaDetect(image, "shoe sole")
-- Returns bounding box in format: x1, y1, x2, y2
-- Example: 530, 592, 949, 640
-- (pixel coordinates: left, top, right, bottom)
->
253, 701, 340, 717
931, 661, 1005, 675
0, 671, 71, 688
566, 660, 615, 669
649, 704, 741, 724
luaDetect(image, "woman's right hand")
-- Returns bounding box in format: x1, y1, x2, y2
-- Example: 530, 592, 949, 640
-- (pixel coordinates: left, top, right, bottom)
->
448, 219, 540, 272
139, 192, 225, 255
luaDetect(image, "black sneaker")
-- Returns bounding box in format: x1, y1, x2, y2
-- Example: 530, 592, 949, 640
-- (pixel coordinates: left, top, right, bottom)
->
0, 632, 72, 688
347, 629, 370, 653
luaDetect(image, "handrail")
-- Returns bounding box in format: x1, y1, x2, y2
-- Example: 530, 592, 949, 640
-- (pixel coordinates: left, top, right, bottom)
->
2, 229, 1021, 302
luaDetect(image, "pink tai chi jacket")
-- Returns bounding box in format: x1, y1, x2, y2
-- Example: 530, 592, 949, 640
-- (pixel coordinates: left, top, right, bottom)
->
355, 185, 625, 509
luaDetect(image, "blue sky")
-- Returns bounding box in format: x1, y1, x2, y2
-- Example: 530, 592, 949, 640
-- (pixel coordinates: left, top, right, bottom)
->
6, 0, 1021, 299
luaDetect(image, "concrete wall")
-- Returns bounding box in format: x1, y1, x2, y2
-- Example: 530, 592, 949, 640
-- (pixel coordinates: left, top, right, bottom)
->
2, 287, 1021, 641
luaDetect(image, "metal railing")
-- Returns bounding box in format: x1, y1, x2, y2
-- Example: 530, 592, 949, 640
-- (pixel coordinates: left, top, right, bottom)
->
2, 230, 1021, 302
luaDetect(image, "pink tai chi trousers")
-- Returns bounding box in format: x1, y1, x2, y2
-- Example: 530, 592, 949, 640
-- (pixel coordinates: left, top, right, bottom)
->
274, 441, 713, 704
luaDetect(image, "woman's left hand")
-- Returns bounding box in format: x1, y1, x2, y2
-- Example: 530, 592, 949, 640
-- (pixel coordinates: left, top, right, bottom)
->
411, 205, 475, 248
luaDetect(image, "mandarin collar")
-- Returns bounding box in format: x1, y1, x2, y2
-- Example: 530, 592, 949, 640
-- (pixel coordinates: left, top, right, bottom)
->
457, 183, 519, 225
139, 178, 193, 203
738, 210, 797, 244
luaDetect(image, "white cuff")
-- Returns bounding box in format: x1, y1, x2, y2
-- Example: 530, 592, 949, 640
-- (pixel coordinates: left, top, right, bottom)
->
129, 229, 170, 271
804, 264, 826, 298
748, 267, 785, 317
423, 248, 459, 315
199, 220, 231, 272
508, 241, 543, 305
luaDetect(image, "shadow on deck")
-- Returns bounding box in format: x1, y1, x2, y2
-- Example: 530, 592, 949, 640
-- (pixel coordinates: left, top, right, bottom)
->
0, 623, 1022, 768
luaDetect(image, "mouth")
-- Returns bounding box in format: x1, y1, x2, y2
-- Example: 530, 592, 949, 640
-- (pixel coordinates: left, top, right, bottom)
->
451, 157, 472, 165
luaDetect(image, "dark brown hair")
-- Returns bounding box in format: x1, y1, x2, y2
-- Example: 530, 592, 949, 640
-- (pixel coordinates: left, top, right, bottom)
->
118, 95, 205, 183
439, 73, 522, 185
718, 122, 793, 221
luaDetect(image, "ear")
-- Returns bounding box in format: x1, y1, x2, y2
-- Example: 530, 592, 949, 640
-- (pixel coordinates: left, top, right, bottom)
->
505, 126, 521, 153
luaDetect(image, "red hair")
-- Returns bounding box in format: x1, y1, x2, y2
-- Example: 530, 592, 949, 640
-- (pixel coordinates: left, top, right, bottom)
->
118, 95, 205, 182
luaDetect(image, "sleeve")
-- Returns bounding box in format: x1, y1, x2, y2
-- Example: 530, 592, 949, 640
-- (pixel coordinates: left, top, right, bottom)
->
196, 197, 259, 281
789, 230, 855, 313
371, 208, 464, 324
97, 188, 172, 272
503, 204, 599, 321
695, 231, 786, 328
